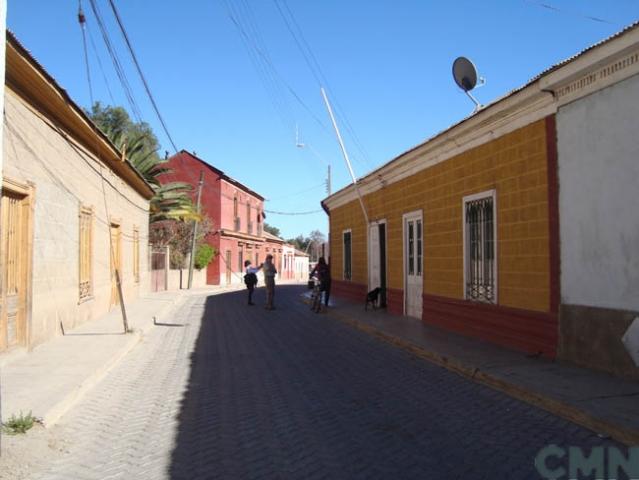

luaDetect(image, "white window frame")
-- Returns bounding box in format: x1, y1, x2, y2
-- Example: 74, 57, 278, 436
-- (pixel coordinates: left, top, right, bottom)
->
342, 229, 352, 281
463, 189, 498, 304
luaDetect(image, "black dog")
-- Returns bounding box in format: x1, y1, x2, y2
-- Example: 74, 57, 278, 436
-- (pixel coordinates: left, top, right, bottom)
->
365, 287, 381, 310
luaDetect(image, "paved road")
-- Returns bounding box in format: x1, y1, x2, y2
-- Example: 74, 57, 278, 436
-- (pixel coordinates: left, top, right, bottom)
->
33, 285, 619, 480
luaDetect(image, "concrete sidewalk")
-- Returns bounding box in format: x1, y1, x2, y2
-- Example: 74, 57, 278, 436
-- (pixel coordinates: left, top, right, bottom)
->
316, 295, 639, 446
0, 286, 231, 427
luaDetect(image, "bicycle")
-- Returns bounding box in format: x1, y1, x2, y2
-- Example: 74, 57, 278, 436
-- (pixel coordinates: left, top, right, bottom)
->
309, 275, 322, 313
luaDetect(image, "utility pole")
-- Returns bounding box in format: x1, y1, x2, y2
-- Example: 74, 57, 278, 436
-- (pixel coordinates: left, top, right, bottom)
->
320, 87, 369, 225
188, 171, 204, 289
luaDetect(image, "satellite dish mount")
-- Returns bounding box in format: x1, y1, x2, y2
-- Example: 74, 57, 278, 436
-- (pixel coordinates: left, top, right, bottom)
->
453, 57, 483, 113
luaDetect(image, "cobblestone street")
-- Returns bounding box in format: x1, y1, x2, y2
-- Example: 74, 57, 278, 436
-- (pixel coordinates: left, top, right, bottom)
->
26, 286, 619, 480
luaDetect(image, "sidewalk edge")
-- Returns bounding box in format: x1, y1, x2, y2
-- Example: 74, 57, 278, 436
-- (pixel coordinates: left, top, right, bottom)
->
329, 309, 639, 446
42, 292, 189, 427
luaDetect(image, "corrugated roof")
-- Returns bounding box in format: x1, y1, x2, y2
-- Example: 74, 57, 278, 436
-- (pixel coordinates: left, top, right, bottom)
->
5, 30, 155, 199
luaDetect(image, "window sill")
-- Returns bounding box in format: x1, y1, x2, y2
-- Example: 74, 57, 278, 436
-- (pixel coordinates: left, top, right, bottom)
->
78, 295, 94, 305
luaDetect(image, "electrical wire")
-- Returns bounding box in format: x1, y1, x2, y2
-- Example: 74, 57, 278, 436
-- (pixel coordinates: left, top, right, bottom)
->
86, 0, 143, 122
222, 0, 332, 136
273, 0, 375, 171
264, 209, 323, 216
523, 0, 619, 26
106, 0, 179, 153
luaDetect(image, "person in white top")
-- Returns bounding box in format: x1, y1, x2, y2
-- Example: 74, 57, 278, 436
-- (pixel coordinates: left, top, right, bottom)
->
244, 260, 261, 306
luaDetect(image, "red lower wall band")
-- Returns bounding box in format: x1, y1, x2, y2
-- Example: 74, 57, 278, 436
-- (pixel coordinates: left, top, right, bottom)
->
332, 281, 558, 358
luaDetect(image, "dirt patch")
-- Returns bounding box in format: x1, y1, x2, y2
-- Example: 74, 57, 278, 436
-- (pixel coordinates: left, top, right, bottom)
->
0, 424, 70, 480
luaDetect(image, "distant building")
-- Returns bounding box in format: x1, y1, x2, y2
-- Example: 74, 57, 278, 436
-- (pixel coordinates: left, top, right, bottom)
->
1, 32, 154, 352
161, 151, 298, 286
322, 23, 639, 379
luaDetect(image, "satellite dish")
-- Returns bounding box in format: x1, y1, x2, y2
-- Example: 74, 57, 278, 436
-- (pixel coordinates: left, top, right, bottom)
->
452, 57, 478, 92
452, 56, 483, 112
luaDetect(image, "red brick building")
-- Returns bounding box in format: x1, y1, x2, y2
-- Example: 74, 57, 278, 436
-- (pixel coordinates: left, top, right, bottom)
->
161, 151, 270, 286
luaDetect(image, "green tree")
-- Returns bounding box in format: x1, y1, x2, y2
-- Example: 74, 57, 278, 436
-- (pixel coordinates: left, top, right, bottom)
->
263, 223, 281, 238
89, 102, 196, 222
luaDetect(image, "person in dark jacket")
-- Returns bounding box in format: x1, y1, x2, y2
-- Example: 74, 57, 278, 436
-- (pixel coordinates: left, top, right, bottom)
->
310, 256, 331, 308
244, 260, 261, 305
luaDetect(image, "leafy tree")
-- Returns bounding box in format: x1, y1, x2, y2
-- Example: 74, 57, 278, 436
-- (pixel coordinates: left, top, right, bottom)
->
88, 102, 196, 222
263, 223, 281, 238
149, 216, 215, 269
286, 230, 326, 261
194, 244, 215, 270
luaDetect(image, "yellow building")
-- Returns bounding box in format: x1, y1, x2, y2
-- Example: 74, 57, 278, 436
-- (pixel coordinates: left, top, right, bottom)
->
324, 25, 639, 362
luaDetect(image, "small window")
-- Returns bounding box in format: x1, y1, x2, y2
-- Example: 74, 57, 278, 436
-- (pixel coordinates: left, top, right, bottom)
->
343, 230, 352, 281
133, 227, 140, 283
464, 190, 497, 303
79, 207, 93, 300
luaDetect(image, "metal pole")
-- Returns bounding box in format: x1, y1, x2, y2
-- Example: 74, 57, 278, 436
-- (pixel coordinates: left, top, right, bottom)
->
320, 87, 369, 225
187, 171, 204, 289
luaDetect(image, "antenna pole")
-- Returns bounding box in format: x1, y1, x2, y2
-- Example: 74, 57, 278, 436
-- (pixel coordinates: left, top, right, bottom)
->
188, 171, 204, 289
465, 90, 482, 112
320, 87, 369, 225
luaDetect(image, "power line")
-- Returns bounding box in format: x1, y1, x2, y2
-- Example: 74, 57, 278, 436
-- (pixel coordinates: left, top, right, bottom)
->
86, 21, 116, 106
86, 0, 143, 122
523, 0, 620, 26
273, 0, 375, 172
222, 0, 332, 136
265, 208, 323, 216
106, 0, 179, 153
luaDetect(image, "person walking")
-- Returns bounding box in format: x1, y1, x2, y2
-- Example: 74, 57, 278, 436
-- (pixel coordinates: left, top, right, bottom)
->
263, 254, 277, 310
310, 256, 331, 311
244, 260, 261, 305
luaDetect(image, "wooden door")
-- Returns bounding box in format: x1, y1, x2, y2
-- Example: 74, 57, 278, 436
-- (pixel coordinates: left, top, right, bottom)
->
110, 223, 122, 306
225, 250, 232, 284
0, 190, 29, 351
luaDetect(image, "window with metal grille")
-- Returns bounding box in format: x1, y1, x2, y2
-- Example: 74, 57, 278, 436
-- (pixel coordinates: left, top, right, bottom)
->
343, 231, 352, 280
464, 191, 496, 303
79, 207, 93, 300
133, 227, 140, 283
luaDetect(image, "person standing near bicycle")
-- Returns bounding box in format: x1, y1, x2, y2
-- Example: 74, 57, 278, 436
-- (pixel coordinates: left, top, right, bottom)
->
310, 256, 331, 310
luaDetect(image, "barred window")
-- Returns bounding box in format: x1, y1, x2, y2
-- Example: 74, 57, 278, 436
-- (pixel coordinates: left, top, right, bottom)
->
133, 227, 140, 283
343, 231, 352, 280
464, 191, 496, 303
79, 207, 93, 300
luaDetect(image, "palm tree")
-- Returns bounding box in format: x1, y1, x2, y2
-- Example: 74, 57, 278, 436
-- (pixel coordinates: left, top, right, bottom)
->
89, 103, 198, 222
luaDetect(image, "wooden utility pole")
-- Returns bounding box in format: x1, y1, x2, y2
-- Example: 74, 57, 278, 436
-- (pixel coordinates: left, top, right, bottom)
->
187, 171, 204, 289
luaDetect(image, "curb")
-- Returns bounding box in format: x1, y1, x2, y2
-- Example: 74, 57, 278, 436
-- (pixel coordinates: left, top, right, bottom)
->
324, 307, 639, 447
42, 292, 190, 427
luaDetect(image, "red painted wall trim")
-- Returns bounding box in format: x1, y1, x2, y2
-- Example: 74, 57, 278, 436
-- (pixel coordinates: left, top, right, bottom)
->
545, 115, 561, 314
423, 293, 558, 357
332, 280, 368, 304
386, 288, 404, 316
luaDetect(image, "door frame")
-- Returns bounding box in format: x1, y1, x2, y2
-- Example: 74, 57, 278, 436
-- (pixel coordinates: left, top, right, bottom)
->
368, 219, 387, 291
402, 210, 423, 318
1, 177, 34, 351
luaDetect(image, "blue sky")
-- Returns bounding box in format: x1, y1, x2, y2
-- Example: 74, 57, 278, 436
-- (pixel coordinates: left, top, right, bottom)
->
8, 1, 639, 239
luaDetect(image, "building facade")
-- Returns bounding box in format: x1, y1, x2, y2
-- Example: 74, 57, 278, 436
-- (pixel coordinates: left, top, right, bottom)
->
162, 151, 273, 286
323, 24, 639, 378
1, 33, 154, 352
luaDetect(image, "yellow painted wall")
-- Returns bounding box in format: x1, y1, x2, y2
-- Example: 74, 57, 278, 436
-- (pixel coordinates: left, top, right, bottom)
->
329, 119, 551, 312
